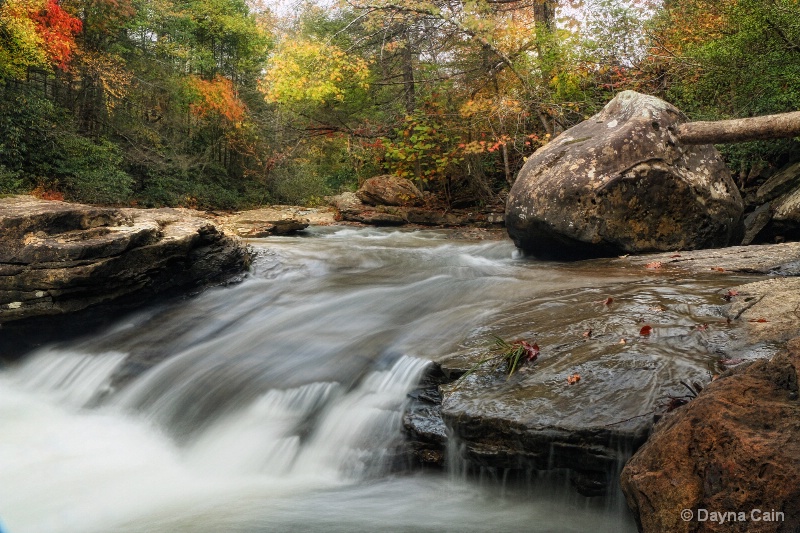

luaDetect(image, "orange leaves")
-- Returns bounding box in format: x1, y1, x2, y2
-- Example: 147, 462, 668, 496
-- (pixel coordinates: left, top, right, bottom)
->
567, 374, 581, 385
29, 0, 82, 70
190, 75, 246, 125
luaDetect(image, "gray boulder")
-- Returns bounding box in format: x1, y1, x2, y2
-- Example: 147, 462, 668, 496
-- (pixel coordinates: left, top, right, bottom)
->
506, 91, 744, 258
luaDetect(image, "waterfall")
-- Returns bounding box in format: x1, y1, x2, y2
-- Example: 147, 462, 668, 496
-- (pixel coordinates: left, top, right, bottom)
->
0, 227, 652, 533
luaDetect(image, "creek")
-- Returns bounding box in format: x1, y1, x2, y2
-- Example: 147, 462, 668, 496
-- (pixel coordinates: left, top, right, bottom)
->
0, 227, 764, 533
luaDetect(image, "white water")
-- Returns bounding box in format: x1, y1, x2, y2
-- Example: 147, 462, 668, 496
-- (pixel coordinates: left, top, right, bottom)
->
0, 228, 656, 533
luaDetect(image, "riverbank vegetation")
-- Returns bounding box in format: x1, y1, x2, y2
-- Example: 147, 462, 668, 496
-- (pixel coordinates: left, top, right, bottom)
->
1, 0, 798, 209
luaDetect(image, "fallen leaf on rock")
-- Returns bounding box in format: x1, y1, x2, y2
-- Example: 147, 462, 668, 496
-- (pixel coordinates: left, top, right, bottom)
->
748, 318, 768, 323
603, 297, 613, 306
567, 374, 581, 385
583, 329, 592, 338
722, 289, 739, 301
670, 254, 682, 258
645, 261, 662, 269
711, 266, 725, 272
640, 325, 652, 336
519, 341, 540, 362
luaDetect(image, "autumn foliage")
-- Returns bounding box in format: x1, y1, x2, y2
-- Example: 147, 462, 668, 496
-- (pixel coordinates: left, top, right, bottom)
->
190, 75, 247, 125
30, 0, 82, 69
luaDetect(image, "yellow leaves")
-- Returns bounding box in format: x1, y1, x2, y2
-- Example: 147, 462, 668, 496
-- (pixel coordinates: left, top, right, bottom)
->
0, 0, 49, 77
261, 38, 370, 106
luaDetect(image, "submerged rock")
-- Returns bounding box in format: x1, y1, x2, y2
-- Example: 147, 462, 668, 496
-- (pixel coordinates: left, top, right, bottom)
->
0, 196, 250, 323
506, 91, 744, 258
620, 339, 800, 533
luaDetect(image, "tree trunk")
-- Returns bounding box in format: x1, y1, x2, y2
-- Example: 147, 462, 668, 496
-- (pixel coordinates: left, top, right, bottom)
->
678, 111, 800, 145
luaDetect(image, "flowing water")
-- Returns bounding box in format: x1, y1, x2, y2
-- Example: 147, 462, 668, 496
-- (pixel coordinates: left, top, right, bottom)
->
0, 227, 764, 533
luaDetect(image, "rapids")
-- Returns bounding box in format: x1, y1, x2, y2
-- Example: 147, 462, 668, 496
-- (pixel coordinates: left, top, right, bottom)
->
0, 227, 756, 533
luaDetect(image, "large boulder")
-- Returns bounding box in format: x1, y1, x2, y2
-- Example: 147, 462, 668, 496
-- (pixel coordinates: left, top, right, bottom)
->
506, 91, 744, 258
0, 196, 250, 323
620, 339, 800, 533
356, 175, 424, 206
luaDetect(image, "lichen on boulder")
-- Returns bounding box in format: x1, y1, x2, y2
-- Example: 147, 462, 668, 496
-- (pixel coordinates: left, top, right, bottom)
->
505, 91, 744, 259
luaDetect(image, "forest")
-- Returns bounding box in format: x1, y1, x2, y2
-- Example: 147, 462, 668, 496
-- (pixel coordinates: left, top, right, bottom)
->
0, 0, 798, 210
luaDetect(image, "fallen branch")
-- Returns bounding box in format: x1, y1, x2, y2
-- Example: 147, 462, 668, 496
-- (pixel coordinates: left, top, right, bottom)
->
677, 111, 800, 145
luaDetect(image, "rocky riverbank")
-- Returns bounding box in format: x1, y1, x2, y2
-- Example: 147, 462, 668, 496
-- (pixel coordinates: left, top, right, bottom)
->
0, 196, 250, 325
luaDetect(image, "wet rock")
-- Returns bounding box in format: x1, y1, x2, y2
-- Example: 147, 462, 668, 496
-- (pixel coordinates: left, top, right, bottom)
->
506, 91, 744, 259
424, 269, 786, 497
0, 196, 250, 323
620, 339, 800, 533
620, 241, 800, 275
404, 364, 449, 467
356, 175, 424, 207
722, 277, 800, 344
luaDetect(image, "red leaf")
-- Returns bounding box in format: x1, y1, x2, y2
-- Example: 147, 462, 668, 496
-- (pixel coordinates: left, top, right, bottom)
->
518, 340, 539, 362
722, 289, 739, 301
603, 297, 613, 306
640, 325, 653, 336
748, 318, 768, 323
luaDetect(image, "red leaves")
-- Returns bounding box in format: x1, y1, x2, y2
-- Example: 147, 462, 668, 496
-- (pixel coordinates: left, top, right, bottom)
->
639, 325, 653, 336
29, 0, 83, 70
517, 340, 539, 363
722, 289, 739, 301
